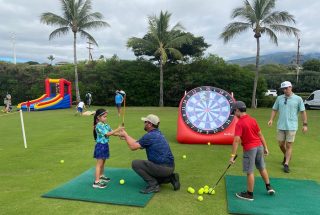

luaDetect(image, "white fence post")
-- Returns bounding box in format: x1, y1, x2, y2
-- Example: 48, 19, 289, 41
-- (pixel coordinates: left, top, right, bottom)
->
19, 110, 28, 148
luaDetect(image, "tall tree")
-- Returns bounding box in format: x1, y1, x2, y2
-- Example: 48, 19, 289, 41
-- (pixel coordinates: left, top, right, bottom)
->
40, 0, 109, 102
127, 11, 193, 107
47, 55, 55, 65
220, 0, 299, 108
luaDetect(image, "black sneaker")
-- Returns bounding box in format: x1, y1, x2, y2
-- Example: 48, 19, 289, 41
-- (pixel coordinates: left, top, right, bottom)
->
140, 185, 160, 194
100, 175, 111, 183
92, 180, 107, 189
170, 173, 181, 191
266, 185, 276, 195
236, 191, 254, 201
283, 164, 290, 173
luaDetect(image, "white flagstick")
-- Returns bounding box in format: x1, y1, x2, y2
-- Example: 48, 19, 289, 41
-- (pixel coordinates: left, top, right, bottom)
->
19, 110, 28, 148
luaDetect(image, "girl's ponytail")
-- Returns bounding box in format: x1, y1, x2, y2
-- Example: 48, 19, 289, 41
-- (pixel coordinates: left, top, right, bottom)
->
93, 109, 107, 140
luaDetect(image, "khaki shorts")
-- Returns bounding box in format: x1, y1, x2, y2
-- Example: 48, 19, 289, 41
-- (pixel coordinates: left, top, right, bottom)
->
277, 130, 296, 143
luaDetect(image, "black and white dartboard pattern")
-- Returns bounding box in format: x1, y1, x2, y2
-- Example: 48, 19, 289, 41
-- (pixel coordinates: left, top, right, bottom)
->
181, 86, 235, 134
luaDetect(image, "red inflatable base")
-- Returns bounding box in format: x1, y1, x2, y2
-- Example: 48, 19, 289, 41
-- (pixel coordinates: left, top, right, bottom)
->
176, 113, 237, 145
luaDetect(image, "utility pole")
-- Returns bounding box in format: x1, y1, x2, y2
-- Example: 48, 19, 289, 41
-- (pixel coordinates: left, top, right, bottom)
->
11, 33, 16, 64
87, 39, 93, 62
295, 38, 302, 83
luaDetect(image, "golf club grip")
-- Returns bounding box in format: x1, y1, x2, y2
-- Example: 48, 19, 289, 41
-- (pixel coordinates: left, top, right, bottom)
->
233, 154, 238, 161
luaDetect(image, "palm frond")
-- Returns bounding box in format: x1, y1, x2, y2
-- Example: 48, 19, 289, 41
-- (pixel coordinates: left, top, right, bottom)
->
147, 16, 161, 43
166, 48, 183, 60
80, 20, 110, 30
269, 24, 300, 38
81, 12, 104, 22
127, 37, 156, 51
62, 0, 75, 21
79, 30, 98, 46
49, 27, 70, 40
171, 22, 185, 31
263, 11, 296, 25
260, 0, 276, 19
78, 0, 92, 20
166, 34, 192, 49
263, 27, 278, 45
220, 22, 251, 43
232, 1, 256, 23
40, 12, 69, 26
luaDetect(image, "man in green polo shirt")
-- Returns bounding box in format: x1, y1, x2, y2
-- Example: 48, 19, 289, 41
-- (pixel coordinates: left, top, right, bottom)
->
268, 81, 308, 173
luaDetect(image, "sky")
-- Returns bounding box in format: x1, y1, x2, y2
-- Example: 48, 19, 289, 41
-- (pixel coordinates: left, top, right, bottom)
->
0, 0, 319, 64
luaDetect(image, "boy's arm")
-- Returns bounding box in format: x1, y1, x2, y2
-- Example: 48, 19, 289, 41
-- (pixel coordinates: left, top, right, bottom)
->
230, 136, 241, 163
258, 131, 269, 155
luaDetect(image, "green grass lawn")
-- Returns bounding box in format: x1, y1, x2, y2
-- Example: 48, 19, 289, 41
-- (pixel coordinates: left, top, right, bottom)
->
0, 107, 319, 215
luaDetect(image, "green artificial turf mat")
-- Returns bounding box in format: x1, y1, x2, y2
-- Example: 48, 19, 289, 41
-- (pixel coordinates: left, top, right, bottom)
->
225, 175, 320, 215
42, 167, 154, 207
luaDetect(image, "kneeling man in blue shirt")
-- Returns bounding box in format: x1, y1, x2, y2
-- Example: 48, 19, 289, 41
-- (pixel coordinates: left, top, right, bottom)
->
120, 114, 180, 194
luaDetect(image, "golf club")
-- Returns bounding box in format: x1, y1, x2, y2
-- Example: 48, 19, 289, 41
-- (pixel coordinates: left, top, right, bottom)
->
212, 154, 238, 190
122, 94, 126, 126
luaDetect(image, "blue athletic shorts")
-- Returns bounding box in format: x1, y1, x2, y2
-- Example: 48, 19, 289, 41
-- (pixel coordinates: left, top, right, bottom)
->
93, 143, 109, 159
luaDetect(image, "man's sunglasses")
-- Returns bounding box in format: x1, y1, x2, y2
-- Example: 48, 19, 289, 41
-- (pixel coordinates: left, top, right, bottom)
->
284, 97, 288, 105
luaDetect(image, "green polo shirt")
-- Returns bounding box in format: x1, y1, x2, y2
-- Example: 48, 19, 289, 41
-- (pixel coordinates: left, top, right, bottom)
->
272, 93, 305, 131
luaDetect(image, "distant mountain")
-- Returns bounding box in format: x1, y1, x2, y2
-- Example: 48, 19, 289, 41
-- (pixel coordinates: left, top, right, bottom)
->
228, 52, 320, 66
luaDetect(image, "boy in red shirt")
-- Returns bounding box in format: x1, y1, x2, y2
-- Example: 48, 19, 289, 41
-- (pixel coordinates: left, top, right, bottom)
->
229, 101, 275, 201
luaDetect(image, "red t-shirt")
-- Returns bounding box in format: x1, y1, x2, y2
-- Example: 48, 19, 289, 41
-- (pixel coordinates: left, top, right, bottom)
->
234, 114, 262, 151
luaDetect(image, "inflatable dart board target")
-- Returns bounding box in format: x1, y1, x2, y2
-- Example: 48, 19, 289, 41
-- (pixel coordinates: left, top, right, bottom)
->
177, 86, 238, 144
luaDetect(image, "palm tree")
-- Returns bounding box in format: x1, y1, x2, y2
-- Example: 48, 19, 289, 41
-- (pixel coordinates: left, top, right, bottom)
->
220, 0, 299, 108
47, 55, 55, 65
127, 11, 191, 107
40, 0, 110, 102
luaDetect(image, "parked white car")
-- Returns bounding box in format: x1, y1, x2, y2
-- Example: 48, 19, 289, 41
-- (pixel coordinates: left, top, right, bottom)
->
265, 89, 277, 97
304, 90, 320, 110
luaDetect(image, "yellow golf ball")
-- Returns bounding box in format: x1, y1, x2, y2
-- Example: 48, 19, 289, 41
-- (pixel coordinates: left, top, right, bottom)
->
60, 160, 64, 164
187, 187, 195, 194
210, 189, 216, 195
198, 196, 204, 201
182, 155, 187, 159
198, 188, 204, 195
120, 179, 125, 184
207, 142, 211, 145
204, 185, 209, 190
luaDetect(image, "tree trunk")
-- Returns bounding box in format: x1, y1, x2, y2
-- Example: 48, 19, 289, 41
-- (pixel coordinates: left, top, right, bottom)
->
159, 59, 164, 107
73, 32, 80, 103
251, 37, 260, 108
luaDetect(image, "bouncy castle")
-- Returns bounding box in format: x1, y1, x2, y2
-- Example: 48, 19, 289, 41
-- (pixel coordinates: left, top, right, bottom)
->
176, 86, 238, 145
18, 78, 72, 111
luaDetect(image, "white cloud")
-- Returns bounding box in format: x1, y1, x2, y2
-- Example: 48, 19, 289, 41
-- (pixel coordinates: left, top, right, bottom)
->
0, 0, 319, 63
